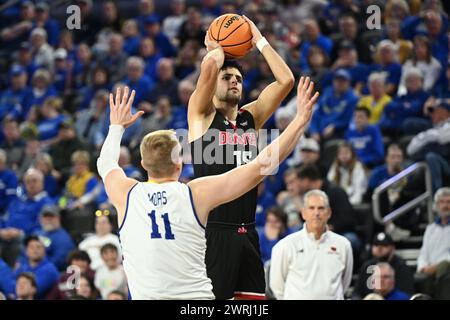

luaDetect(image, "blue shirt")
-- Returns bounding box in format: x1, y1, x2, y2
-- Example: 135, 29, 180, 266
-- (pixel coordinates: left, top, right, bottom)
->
143, 53, 162, 82
345, 125, 385, 166
124, 35, 141, 56
22, 86, 58, 120
309, 86, 358, 135
370, 62, 402, 87
0, 169, 18, 215
255, 191, 276, 229
14, 258, 59, 299
2, 192, 54, 235
384, 289, 410, 300
368, 165, 395, 190
0, 86, 31, 121
33, 19, 60, 46
168, 106, 188, 130
34, 228, 75, 271
380, 90, 430, 129
0, 258, 14, 297
299, 35, 333, 70
123, 75, 154, 107
37, 115, 66, 141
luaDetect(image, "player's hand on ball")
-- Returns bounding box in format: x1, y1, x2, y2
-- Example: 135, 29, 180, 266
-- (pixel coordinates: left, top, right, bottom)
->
296, 77, 319, 125
242, 15, 263, 48
109, 86, 144, 128
204, 33, 221, 52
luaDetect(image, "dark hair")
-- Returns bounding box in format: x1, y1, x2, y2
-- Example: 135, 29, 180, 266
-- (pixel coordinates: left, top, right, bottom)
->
100, 243, 118, 255
355, 106, 371, 118
17, 272, 37, 289
24, 235, 42, 247
107, 290, 127, 300
220, 60, 244, 76
67, 249, 91, 265
266, 206, 288, 227
297, 164, 322, 181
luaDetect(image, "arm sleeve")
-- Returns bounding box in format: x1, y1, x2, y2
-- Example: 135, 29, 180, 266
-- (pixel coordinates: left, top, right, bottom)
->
97, 125, 124, 181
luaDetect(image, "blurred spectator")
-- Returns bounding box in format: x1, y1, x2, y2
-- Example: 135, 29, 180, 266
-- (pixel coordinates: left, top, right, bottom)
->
48, 120, 90, 177
162, 0, 187, 41
277, 168, 303, 229
1, 118, 26, 171
99, 1, 122, 33
14, 41, 39, 82
384, 18, 413, 64
270, 190, 353, 299
309, 69, 358, 142
0, 258, 14, 298
34, 153, 60, 199
149, 58, 180, 105
298, 19, 333, 71
121, 19, 140, 57
46, 249, 95, 300
177, 7, 205, 48
0, 1, 35, 50
398, 35, 442, 96
357, 72, 392, 125
72, 0, 101, 45
29, 28, 54, 71
73, 273, 100, 300
0, 149, 18, 216
327, 142, 367, 205
287, 137, 323, 171
17, 133, 41, 179
75, 90, 110, 150
372, 262, 410, 300
13, 235, 59, 299
370, 40, 402, 95
14, 272, 37, 300
107, 289, 127, 300
345, 107, 385, 168
77, 66, 111, 112
63, 151, 98, 210
52, 49, 70, 94
139, 37, 162, 82
118, 146, 142, 181
175, 40, 199, 80
142, 16, 176, 58
255, 182, 277, 230
137, 0, 160, 34
94, 243, 127, 299
258, 207, 290, 264
0, 65, 30, 122
353, 232, 414, 299
303, 45, 329, 93
72, 43, 94, 90
380, 67, 430, 137
416, 187, 450, 299
36, 97, 66, 144
0, 168, 53, 266
34, 205, 75, 271
167, 80, 193, 130
58, 31, 76, 62
407, 99, 450, 192
22, 69, 57, 120
78, 214, 121, 271
33, 2, 60, 47
96, 33, 128, 84
123, 56, 153, 107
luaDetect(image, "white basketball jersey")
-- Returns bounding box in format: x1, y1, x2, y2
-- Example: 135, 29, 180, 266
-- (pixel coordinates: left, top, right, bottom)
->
118, 181, 214, 300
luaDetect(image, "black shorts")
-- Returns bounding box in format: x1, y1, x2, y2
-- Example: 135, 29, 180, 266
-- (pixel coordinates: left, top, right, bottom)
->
205, 222, 266, 300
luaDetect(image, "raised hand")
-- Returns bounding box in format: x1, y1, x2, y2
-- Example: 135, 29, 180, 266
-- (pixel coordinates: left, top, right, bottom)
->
242, 15, 263, 48
109, 86, 144, 128
296, 77, 319, 126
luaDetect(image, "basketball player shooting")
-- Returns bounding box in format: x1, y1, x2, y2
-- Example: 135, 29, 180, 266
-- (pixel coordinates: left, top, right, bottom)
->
96, 78, 318, 299
188, 15, 295, 300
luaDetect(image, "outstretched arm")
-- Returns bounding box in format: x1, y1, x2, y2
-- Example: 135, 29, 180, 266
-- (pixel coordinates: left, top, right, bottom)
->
187, 35, 225, 141
241, 16, 295, 130
189, 77, 319, 225
97, 87, 144, 224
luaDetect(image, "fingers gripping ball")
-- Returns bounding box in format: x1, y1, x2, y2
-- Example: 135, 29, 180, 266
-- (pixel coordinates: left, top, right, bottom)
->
208, 13, 253, 59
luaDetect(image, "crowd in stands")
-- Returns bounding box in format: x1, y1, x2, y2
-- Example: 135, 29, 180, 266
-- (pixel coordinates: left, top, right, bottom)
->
0, 0, 449, 300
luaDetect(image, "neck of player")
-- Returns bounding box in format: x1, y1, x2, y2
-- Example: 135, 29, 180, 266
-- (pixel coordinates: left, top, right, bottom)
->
147, 176, 178, 184
213, 98, 238, 121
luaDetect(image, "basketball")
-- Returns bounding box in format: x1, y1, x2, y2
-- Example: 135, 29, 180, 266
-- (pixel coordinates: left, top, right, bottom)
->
207, 13, 253, 59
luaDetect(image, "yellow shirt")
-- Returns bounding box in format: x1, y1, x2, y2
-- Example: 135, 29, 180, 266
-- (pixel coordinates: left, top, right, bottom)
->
66, 171, 95, 199
357, 94, 392, 125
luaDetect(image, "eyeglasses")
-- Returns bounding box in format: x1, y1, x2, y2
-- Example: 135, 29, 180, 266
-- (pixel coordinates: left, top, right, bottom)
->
95, 209, 110, 217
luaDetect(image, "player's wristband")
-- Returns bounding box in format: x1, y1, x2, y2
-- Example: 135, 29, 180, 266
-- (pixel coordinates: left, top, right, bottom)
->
256, 37, 269, 52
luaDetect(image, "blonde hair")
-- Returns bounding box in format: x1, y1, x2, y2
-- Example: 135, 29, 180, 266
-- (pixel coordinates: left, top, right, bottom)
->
71, 150, 90, 165
140, 130, 181, 178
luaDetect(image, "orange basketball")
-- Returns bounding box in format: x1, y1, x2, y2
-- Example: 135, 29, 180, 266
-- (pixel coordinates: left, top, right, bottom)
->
207, 13, 253, 59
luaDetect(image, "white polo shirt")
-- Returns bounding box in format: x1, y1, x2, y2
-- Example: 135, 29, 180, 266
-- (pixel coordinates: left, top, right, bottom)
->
417, 219, 450, 271
270, 225, 353, 300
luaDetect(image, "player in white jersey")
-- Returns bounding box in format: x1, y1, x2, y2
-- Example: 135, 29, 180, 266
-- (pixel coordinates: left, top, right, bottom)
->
96, 77, 319, 299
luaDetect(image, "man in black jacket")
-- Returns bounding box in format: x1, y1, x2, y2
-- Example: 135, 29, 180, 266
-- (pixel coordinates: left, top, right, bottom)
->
353, 232, 414, 299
